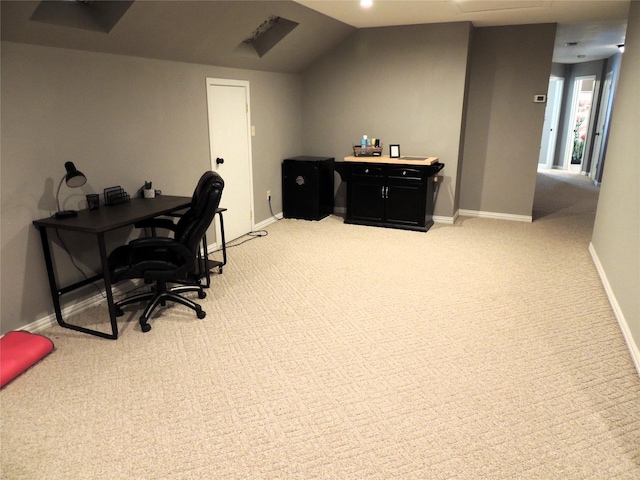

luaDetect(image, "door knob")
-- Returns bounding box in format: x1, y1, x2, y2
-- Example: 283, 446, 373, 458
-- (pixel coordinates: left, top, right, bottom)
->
216, 157, 225, 165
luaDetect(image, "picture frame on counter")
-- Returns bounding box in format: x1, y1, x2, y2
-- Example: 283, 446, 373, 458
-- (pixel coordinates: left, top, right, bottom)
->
390, 144, 400, 158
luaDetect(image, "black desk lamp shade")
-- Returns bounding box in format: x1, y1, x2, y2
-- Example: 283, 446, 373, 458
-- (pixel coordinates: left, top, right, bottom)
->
55, 162, 87, 218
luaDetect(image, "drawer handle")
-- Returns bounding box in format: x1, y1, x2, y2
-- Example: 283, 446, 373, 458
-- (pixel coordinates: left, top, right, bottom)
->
365, 168, 369, 173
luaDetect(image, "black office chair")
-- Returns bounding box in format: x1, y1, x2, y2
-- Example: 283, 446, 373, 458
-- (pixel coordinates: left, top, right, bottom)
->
108, 171, 224, 332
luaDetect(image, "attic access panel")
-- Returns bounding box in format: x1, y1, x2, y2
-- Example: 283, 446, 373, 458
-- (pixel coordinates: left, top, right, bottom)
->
30, 0, 134, 33
238, 15, 299, 58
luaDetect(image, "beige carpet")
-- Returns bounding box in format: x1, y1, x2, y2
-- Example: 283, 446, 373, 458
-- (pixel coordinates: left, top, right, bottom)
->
2, 170, 639, 479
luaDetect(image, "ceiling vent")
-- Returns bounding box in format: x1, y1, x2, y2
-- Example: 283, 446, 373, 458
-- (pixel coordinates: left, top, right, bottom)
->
236, 15, 299, 58
456, 0, 544, 13
30, 0, 134, 33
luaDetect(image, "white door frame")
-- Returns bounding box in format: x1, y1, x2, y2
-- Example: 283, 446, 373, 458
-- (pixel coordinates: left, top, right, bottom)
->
206, 78, 254, 243
538, 77, 564, 169
563, 75, 596, 171
590, 72, 612, 184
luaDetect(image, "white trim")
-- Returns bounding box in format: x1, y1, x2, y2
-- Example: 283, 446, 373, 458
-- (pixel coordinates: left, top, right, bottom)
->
458, 209, 532, 223
19, 280, 142, 334
589, 243, 640, 378
331, 208, 456, 225
253, 213, 282, 231
433, 214, 456, 225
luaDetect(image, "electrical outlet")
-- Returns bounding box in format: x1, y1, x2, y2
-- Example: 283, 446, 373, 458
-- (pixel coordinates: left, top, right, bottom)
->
267, 190, 271, 200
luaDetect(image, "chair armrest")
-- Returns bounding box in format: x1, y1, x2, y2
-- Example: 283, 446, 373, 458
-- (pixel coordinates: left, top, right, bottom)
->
127, 236, 186, 253
134, 218, 178, 232
128, 237, 192, 262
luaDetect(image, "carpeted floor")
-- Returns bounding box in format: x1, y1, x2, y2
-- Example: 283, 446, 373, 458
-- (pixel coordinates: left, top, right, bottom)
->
1, 170, 639, 479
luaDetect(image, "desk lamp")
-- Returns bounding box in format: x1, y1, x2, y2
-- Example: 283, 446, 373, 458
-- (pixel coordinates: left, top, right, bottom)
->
55, 162, 87, 218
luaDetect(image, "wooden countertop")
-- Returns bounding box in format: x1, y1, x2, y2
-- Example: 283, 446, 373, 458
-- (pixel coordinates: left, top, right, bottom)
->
344, 155, 439, 165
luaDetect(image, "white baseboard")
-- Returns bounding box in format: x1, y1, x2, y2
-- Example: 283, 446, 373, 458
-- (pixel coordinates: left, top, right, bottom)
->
254, 213, 282, 231
433, 212, 457, 224
458, 209, 532, 223
306, 207, 456, 225
589, 243, 640, 378
23, 280, 142, 334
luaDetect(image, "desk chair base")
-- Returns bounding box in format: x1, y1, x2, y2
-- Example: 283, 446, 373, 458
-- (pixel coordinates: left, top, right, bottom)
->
114, 280, 206, 332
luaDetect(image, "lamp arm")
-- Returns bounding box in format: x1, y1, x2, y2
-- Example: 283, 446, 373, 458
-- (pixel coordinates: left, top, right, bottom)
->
55, 175, 66, 213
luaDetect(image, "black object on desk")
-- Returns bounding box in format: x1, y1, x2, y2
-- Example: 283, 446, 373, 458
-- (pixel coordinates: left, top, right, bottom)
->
282, 156, 334, 221
33, 195, 193, 339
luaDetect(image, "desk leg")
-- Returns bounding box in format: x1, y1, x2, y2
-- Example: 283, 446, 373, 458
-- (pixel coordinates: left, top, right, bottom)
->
218, 210, 227, 268
37, 226, 65, 327
97, 233, 119, 340
36, 227, 118, 340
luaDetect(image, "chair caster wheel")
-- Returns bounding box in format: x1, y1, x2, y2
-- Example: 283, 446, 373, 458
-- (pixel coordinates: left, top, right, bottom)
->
196, 309, 206, 319
198, 290, 207, 299
115, 306, 124, 317
140, 322, 152, 332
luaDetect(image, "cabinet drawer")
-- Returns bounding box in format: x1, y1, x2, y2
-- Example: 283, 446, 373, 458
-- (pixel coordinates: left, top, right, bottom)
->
352, 165, 384, 177
388, 167, 423, 181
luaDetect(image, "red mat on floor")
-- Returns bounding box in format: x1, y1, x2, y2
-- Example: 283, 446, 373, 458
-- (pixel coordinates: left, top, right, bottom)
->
1, 331, 54, 388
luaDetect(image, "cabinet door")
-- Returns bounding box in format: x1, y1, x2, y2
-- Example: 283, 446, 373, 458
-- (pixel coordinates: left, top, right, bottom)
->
385, 167, 426, 227
347, 165, 385, 222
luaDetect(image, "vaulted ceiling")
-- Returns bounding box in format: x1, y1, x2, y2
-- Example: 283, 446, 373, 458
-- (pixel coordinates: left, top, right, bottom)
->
1, 1, 630, 73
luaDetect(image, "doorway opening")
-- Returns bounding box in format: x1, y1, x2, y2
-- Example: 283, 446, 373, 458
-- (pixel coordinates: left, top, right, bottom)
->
538, 77, 564, 170
564, 75, 596, 173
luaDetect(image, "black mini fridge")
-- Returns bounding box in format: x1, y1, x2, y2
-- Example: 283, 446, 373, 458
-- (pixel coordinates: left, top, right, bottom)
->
282, 156, 334, 220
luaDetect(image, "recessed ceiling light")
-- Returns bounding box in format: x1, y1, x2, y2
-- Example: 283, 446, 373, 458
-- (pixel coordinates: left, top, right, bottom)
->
360, 0, 373, 8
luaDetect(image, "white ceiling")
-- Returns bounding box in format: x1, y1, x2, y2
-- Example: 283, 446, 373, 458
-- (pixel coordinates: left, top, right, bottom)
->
1, 1, 630, 72
295, 0, 630, 63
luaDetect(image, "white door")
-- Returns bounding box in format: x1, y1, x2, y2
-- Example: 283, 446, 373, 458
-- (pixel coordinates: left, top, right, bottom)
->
206, 78, 253, 242
590, 72, 612, 183
538, 78, 563, 169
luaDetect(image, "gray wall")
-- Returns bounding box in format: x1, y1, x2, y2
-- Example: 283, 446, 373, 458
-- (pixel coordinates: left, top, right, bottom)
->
1, 41, 302, 334
2, 11, 637, 368
591, 0, 640, 364
459, 23, 557, 217
300, 22, 474, 218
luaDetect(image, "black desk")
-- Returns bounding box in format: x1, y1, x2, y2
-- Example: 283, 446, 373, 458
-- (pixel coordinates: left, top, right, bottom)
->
34, 196, 193, 339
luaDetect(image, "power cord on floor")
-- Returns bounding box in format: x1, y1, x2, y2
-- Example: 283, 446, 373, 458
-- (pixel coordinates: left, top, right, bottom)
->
223, 230, 268, 249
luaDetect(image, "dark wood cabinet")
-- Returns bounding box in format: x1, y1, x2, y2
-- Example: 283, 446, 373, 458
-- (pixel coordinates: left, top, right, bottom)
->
340, 159, 444, 232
